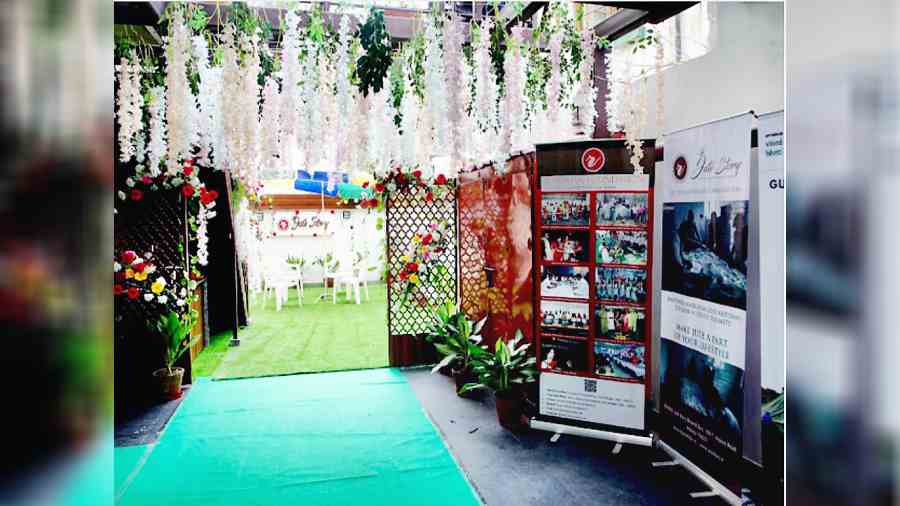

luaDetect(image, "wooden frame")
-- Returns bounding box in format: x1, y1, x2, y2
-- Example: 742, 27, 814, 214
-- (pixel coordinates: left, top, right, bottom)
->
252, 194, 357, 210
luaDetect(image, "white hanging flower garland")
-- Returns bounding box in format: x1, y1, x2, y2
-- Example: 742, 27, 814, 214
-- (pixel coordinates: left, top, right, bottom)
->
164, 8, 195, 173
146, 86, 167, 177
115, 51, 143, 163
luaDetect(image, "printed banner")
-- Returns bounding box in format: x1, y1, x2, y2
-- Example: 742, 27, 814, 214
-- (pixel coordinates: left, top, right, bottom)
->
757, 111, 785, 391
535, 140, 653, 434
660, 113, 753, 493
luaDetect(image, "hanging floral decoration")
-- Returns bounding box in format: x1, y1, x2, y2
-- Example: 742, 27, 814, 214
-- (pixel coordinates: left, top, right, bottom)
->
115, 51, 144, 163
117, 4, 637, 231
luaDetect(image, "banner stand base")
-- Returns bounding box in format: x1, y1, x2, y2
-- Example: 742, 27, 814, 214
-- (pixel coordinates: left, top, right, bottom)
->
657, 440, 742, 506
529, 418, 654, 448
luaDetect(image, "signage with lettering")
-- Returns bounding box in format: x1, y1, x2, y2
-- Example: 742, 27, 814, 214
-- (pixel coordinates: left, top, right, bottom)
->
660, 113, 755, 494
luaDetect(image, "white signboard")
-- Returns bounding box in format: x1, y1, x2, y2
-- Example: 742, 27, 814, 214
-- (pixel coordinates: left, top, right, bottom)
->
757, 110, 785, 391
539, 372, 645, 430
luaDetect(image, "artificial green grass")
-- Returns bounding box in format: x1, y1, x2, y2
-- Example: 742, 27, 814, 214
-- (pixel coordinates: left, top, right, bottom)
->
196, 283, 388, 379
116, 370, 481, 506
190, 330, 232, 377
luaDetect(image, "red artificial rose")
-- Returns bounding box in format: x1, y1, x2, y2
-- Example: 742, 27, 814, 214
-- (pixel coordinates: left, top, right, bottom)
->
131, 189, 143, 201
115, 271, 126, 282
396, 173, 407, 185
425, 192, 434, 202
412, 170, 422, 179
181, 183, 195, 198
368, 198, 378, 208
406, 262, 419, 272
359, 199, 369, 209
422, 234, 432, 246
200, 189, 218, 206
362, 181, 369, 188
127, 287, 140, 300
183, 166, 194, 176
121, 250, 137, 264
114, 284, 125, 296
132, 262, 146, 273
141, 175, 152, 185
435, 174, 447, 185
375, 183, 385, 193
399, 270, 408, 281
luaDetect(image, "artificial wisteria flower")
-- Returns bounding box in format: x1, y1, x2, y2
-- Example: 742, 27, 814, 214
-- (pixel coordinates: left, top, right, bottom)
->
116, 51, 143, 162
164, 8, 196, 174
146, 86, 167, 176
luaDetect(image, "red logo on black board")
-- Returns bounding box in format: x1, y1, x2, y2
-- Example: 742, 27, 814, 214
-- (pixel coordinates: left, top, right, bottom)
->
581, 148, 606, 173
673, 156, 688, 180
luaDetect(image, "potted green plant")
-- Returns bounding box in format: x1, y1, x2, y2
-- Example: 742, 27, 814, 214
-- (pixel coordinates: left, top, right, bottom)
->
313, 253, 340, 287
427, 302, 487, 396
460, 331, 537, 430
153, 310, 200, 400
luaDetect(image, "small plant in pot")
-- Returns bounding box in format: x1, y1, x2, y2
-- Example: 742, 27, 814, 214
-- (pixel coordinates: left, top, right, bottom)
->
460, 331, 537, 431
427, 302, 487, 397
153, 310, 200, 400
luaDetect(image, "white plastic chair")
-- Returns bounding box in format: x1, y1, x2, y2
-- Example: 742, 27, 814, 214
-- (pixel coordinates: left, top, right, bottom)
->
262, 259, 303, 311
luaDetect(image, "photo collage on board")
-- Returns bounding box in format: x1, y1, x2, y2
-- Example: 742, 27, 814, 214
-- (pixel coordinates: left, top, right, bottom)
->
538, 189, 650, 382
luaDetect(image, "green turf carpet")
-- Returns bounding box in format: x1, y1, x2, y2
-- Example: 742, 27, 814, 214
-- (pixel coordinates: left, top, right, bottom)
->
115, 445, 151, 499
116, 369, 481, 506
204, 283, 388, 379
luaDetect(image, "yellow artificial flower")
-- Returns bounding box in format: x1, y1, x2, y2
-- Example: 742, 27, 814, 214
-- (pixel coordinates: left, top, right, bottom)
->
151, 281, 165, 295
125, 268, 134, 279
409, 274, 419, 284
134, 271, 148, 281
400, 255, 409, 263
412, 235, 421, 244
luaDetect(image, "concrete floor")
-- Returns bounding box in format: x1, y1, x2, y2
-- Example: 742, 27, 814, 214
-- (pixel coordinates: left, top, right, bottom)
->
402, 367, 731, 506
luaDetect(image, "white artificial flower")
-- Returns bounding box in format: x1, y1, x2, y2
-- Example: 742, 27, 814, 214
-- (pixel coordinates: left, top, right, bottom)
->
116, 52, 143, 163
144, 293, 154, 302
125, 177, 135, 188
114, 262, 121, 272
176, 299, 185, 306
118, 190, 126, 200
147, 86, 167, 176
164, 8, 196, 173
157, 295, 168, 304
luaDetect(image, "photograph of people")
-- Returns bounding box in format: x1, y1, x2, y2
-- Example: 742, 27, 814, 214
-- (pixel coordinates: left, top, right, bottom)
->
541, 266, 590, 299
597, 193, 649, 227
540, 300, 589, 337
595, 305, 646, 341
594, 341, 645, 381
541, 230, 589, 263
662, 201, 748, 310
596, 267, 647, 304
540, 193, 590, 226
540, 338, 587, 373
596, 230, 648, 265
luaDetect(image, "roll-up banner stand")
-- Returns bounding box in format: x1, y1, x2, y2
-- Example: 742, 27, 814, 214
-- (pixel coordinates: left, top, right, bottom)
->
658, 111, 760, 501
531, 139, 655, 446
756, 110, 785, 393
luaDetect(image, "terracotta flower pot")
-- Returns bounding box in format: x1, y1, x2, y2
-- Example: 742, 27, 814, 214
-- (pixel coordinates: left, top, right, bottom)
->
153, 367, 184, 400
494, 392, 525, 431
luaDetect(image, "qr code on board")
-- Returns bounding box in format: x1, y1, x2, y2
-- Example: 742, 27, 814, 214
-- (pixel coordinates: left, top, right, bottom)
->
584, 379, 597, 393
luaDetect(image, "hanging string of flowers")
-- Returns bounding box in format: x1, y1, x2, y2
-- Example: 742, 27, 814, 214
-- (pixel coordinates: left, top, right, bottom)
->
115, 51, 143, 163
146, 86, 167, 177
164, 8, 195, 175
118, 5, 652, 204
